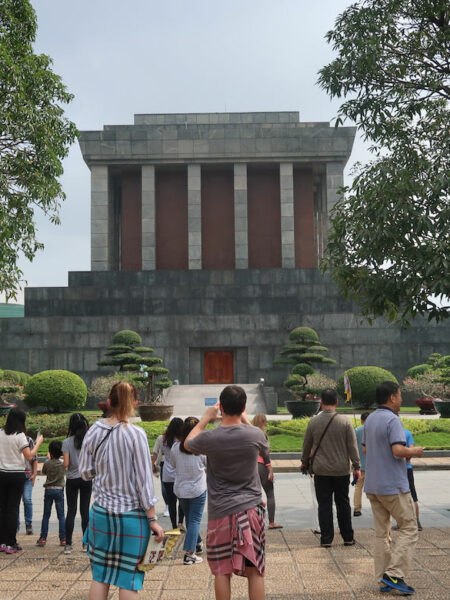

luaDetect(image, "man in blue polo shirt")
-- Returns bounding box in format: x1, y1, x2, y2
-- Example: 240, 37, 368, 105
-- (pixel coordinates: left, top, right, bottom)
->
363, 381, 424, 595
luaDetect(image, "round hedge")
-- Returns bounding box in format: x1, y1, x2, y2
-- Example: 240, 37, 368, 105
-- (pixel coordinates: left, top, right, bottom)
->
113, 330, 142, 346
24, 370, 87, 412
406, 364, 433, 378
337, 367, 398, 409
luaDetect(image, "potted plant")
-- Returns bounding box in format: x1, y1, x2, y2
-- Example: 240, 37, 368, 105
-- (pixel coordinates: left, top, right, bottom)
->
273, 327, 336, 418
98, 330, 173, 421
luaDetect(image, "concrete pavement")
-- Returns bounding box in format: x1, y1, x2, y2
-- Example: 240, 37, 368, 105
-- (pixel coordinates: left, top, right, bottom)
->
5, 470, 449, 598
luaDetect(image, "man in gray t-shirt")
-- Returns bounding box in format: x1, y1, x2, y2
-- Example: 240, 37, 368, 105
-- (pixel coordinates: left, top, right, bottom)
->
186, 385, 269, 600
363, 381, 423, 595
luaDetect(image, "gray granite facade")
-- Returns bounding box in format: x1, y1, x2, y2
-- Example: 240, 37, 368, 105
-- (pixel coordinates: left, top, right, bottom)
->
0, 112, 447, 394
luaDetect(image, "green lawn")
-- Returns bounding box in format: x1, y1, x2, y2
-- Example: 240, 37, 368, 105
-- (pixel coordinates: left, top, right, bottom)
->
414, 432, 450, 449
268, 434, 303, 452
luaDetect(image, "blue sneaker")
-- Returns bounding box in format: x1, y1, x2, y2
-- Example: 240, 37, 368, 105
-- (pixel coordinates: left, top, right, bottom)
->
381, 573, 415, 595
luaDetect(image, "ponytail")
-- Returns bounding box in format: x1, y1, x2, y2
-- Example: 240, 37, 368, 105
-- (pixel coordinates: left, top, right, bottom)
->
108, 381, 137, 421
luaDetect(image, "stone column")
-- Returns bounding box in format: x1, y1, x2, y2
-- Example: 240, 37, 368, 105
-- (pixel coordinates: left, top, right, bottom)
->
234, 163, 248, 269
188, 164, 202, 269
326, 161, 344, 227
90, 165, 109, 271
141, 165, 155, 270
280, 162, 295, 268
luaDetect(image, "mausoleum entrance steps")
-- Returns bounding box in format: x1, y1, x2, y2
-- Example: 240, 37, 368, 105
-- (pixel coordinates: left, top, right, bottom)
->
163, 383, 267, 419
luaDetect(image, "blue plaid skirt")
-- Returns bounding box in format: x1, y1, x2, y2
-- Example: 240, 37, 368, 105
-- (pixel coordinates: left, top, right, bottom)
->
83, 503, 150, 591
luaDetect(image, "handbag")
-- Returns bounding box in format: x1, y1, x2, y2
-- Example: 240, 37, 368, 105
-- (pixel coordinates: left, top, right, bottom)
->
306, 412, 338, 474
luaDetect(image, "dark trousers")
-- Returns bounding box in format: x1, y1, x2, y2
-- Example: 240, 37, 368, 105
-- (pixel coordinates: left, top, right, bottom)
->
314, 474, 353, 544
0, 471, 25, 547
163, 482, 185, 529
65, 477, 92, 545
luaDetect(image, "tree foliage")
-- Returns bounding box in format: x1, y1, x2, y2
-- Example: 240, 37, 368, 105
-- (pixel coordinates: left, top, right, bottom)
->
318, 0, 450, 325
0, 0, 78, 298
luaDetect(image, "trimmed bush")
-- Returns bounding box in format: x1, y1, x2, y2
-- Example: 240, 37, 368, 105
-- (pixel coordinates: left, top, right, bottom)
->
113, 330, 142, 346
24, 370, 87, 413
275, 326, 336, 400
337, 366, 398, 409
3, 370, 30, 385
406, 364, 433, 378
437, 355, 450, 369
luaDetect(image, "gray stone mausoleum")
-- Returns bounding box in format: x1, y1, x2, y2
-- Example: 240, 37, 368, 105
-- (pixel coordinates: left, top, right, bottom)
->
0, 111, 448, 395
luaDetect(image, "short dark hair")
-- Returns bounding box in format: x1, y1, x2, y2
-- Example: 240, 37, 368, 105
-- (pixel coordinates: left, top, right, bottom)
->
48, 440, 63, 459
360, 411, 371, 422
220, 385, 247, 416
321, 388, 339, 406
376, 381, 400, 405
4, 408, 26, 435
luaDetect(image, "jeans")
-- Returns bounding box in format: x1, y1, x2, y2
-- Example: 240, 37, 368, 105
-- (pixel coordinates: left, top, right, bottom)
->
314, 474, 353, 545
65, 477, 92, 545
17, 476, 33, 529
40, 489, 66, 541
179, 491, 206, 552
0, 471, 25, 547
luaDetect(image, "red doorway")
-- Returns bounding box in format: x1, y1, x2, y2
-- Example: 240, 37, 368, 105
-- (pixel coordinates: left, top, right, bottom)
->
204, 351, 234, 384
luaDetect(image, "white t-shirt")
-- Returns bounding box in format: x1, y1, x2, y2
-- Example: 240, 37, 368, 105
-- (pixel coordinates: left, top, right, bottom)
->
0, 429, 28, 472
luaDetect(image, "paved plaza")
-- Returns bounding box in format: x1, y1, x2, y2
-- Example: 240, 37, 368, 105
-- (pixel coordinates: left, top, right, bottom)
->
3, 470, 450, 599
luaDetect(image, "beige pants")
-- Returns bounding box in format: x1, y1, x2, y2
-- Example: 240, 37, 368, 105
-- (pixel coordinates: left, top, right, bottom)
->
353, 470, 365, 511
367, 491, 418, 582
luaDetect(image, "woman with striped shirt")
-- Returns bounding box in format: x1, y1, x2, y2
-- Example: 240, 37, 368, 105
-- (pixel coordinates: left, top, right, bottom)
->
79, 381, 164, 599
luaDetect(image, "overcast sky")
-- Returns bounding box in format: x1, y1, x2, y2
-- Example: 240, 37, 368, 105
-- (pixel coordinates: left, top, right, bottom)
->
6, 0, 369, 304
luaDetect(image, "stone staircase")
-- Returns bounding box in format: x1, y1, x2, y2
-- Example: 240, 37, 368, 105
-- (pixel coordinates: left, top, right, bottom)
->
164, 383, 267, 418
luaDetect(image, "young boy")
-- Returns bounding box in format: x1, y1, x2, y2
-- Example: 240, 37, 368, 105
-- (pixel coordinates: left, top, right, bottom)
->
36, 440, 66, 546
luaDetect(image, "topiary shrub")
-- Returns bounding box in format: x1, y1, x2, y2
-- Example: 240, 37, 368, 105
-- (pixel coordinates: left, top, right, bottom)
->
113, 330, 142, 346
337, 366, 398, 409
406, 364, 433, 378
24, 370, 87, 413
98, 330, 172, 404
3, 370, 30, 385
274, 326, 336, 400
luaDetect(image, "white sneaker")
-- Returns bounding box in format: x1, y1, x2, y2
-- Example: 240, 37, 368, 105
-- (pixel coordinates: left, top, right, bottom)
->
163, 506, 170, 517
64, 545, 73, 555
184, 552, 203, 565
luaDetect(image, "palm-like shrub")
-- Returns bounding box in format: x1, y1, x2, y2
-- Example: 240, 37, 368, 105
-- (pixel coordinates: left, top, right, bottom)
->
98, 330, 172, 404
274, 327, 336, 400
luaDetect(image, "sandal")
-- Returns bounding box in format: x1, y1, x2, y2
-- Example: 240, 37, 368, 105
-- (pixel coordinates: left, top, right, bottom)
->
268, 523, 283, 530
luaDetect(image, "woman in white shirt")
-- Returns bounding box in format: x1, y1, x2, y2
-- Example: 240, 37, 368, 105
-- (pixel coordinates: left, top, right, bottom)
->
79, 381, 164, 599
0, 408, 43, 554
171, 417, 207, 565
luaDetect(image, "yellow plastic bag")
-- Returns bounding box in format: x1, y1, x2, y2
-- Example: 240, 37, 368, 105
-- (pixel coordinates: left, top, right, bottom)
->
138, 528, 181, 572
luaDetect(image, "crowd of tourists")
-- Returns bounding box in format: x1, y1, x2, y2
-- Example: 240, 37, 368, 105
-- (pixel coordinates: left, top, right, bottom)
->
0, 380, 423, 598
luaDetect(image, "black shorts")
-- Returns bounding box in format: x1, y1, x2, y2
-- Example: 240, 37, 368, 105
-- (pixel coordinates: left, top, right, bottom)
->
407, 468, 418, 502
